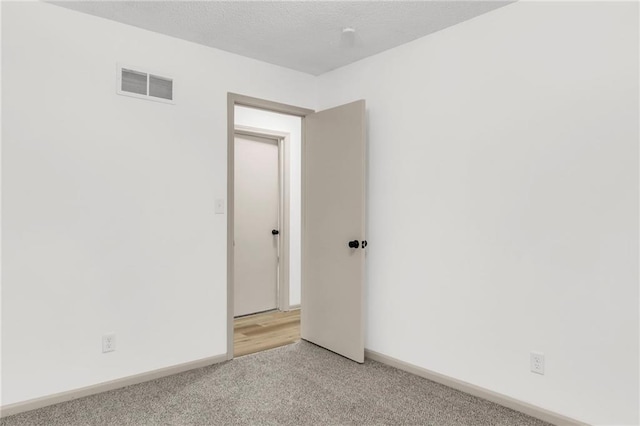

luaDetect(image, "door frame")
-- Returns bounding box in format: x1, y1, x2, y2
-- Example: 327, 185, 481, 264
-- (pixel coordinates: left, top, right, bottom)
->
234, 125, 291, 313
227, 93, 314, 360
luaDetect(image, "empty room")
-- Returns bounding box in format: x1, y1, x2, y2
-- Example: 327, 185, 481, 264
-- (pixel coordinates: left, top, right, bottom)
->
1, 1, 638, 425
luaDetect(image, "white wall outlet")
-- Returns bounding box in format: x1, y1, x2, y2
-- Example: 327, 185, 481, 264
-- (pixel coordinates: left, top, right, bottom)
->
215, 198, 225, 214
102, 333, 116, 353
530, 352, 544, 375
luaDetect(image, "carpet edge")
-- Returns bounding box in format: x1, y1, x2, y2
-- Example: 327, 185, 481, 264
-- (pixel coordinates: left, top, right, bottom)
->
364, 349, 588, 426
0, 353, 228, 419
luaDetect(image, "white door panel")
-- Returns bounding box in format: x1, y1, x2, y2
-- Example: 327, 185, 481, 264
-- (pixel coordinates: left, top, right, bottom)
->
234, 135, 279, 317
302, 100, 366, 363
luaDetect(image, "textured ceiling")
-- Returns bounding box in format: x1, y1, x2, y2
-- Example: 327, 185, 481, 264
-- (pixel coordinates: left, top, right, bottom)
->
50, 1, 513, 75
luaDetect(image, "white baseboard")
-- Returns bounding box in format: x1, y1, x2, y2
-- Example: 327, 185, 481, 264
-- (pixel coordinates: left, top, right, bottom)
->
0, 353, 228, 419
365, 349, 587, 426
3, 348, 585, 424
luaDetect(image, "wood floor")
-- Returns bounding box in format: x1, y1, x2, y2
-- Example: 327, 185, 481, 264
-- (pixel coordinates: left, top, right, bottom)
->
233, 309, 301, 357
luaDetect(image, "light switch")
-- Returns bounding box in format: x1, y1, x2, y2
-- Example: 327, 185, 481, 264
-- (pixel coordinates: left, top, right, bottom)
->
215, 199, 225, 214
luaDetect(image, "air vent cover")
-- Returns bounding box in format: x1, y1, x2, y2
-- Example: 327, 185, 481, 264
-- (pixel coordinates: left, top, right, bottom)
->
149, 75, 173, 100
117, 64, 174, 104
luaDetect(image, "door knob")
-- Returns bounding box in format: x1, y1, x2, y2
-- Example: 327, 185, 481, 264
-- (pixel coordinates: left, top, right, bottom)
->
348, 240, 360, 249
272, 229, 279, 235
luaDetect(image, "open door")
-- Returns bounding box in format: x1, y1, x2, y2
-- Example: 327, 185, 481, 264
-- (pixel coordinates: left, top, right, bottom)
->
301, 100, 366, 363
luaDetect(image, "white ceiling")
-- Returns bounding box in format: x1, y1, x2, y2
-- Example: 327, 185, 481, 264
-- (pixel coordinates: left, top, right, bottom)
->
51, 1, 513, 75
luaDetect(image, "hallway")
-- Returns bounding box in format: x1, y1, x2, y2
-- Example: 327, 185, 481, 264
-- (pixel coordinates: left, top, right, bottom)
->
234, 310, 301, 357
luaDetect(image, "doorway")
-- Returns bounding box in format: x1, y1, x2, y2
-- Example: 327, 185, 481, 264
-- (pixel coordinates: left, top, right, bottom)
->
227, 93, 367, 363
230, 99, 308, 358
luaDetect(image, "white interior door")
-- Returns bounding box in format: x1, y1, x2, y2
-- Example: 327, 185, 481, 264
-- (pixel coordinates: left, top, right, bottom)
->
234, 134, 280, 317
302, 100, 366, 363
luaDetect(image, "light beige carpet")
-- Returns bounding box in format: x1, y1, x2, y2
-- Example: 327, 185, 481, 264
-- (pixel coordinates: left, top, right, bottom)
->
1, 341, 549, 425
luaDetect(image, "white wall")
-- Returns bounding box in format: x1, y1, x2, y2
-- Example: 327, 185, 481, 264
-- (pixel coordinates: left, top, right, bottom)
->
3, 1, 639, 424
234, 106, 302, 307
317, 2, 638, 425
1, 1, 315, 406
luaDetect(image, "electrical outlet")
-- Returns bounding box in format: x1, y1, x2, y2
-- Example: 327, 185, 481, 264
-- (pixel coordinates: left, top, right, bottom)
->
102, 334, 116, 353
530, 352, 544, 375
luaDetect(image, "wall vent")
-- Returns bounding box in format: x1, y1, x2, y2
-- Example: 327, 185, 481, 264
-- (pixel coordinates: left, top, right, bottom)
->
117, 64, 174, 104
